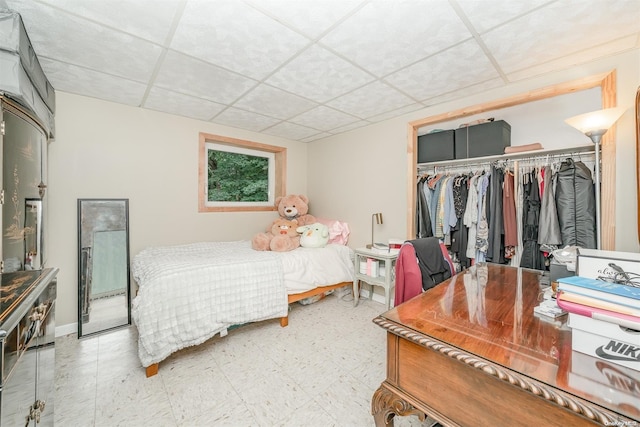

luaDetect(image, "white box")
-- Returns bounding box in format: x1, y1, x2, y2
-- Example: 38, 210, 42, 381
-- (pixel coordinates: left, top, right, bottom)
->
577, 248, 640, 281
569, 313, 640, 370
571, 350, 640, 398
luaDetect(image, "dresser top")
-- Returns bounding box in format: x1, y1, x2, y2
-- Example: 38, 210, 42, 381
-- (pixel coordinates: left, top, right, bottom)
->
0, 268, 57, 329
379, 263, 639, 421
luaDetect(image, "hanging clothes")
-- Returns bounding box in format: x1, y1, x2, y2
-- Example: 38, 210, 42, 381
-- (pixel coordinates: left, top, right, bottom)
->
416, 176, 433, 238
427, 175, 445, 237
511, 166, 524, 268
503, 170, 518, 257
451, 175, 471, 269
486, 165, 506, 264
464, 174, 480, 260
475, 174, 489, 262
538, 165, 562, 248
520, 171, 545, 270
555, 159, 597, 248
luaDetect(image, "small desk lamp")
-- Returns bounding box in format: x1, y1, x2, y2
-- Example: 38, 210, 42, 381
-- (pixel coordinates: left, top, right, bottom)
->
366, 212, 383, 249
564, 106, 626, 248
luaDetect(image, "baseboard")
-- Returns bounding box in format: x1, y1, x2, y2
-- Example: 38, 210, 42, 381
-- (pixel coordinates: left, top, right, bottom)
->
56, 322, 77, 338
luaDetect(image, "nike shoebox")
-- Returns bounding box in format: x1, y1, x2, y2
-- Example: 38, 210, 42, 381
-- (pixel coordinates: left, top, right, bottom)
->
569, 313, 640, 370
570, 350, 640, 400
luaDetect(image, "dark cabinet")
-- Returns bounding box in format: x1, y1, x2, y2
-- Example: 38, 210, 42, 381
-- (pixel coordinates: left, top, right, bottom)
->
0, 269, 57, 426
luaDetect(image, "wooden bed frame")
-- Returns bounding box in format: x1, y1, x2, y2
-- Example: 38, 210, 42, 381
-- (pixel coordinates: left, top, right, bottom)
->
145, 281, 352, 377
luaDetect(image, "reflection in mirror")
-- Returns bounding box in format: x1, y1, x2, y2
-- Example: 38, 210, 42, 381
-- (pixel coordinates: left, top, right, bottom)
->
78, 199, 131, 337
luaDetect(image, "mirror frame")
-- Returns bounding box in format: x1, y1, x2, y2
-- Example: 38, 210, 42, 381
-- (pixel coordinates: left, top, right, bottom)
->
77, 198, 131, 337
407, 70, 617, 249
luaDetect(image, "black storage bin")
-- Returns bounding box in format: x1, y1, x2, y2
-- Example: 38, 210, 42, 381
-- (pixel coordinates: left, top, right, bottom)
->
454, 120, 511, 159
417, 129, 455, 163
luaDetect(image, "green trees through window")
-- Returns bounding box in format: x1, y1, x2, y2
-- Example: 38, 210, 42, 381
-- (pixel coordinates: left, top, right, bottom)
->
207, 150, 268, 202
199, 133, 286, 212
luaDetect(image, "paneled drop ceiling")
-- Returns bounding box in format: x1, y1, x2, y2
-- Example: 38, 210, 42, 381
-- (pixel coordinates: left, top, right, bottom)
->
3, 0, 640, 142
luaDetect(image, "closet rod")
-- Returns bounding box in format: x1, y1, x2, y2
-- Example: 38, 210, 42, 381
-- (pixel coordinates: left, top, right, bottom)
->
417, 144, 595, 172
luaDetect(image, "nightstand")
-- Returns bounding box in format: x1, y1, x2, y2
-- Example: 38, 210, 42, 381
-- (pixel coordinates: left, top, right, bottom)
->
353, 247, 398, 310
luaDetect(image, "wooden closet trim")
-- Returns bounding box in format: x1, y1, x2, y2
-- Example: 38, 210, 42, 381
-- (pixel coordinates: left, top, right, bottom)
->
406, 70, 617, 249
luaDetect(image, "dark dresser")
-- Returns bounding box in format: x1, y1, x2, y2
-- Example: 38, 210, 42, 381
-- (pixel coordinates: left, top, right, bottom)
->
0, 268, 58, 426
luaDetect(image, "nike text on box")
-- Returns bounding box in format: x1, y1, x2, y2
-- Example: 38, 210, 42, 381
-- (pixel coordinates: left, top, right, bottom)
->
569, 313, 640, 370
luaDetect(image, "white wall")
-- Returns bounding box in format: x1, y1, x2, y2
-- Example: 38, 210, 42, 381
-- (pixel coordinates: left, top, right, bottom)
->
308, 49, 640, 254
50, 48, 640, 331
49, 94, 308, 329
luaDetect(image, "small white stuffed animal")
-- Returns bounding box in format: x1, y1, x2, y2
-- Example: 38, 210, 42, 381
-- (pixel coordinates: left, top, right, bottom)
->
297, 222, 330, 248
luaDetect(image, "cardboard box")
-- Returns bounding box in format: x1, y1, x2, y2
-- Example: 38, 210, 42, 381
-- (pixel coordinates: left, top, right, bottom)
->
569, 313, 640, 370
577, 248, 640, 281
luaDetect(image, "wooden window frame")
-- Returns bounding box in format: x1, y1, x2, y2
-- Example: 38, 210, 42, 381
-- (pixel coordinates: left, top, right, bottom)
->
198, 132, 286, 212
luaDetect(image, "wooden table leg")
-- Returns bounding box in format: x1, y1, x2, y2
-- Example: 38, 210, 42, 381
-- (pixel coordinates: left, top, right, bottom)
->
372, 383, 426, 427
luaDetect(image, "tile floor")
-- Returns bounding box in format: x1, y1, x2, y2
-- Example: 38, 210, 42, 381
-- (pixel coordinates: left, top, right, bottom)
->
55, 292, 438, 427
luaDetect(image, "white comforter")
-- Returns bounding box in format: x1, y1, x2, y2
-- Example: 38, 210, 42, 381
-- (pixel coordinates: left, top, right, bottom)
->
131, 241, 354, 367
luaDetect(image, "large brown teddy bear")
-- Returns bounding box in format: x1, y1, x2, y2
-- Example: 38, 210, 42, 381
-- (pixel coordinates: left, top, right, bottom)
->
251, 194, 316, 251
275, 194, 316, 226
268, 218, 300, 252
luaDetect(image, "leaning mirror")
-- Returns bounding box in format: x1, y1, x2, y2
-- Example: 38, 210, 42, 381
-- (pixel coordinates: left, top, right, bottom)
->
77, 199, 131, 337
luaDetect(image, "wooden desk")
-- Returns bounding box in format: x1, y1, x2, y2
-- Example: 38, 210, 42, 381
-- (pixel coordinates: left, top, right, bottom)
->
372, 263, 639, 427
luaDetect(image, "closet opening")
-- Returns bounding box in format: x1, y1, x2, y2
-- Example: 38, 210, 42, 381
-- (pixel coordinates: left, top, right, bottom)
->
406, 70, 618, 250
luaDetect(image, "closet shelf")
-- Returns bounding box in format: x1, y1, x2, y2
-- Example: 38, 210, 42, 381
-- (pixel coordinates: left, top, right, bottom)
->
417, 144, 595, 171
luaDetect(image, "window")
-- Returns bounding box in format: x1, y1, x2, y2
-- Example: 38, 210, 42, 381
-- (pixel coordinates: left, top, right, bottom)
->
199, 133, 286, 212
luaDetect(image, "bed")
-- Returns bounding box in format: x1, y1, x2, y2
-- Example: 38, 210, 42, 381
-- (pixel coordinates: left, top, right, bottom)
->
131, 240, 354, 377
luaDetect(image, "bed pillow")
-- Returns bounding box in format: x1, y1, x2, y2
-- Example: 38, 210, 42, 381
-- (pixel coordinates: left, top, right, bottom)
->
315, 218, 350, 245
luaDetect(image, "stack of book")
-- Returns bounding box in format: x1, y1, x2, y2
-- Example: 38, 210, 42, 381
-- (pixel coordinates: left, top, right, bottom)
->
556, 275, 640, 330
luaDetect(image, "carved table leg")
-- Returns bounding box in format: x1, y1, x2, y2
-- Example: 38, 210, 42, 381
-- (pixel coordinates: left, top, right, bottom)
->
372, 384, 426, 427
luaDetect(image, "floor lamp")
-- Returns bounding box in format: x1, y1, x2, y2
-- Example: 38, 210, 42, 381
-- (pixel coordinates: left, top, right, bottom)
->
564, 107, 626, 249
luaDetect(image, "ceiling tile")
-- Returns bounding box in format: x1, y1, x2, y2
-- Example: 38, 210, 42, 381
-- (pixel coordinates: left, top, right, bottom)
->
144, 87, 226, 121
7, 0, 163, 82
321, 0, 470, 77
455, 0, 550, 34
245, 0, 365, 39
290, 106, 359, 131
506, 35, 640, 82
154, 51, 257, 105
233, 85, 318, 120
326, 81, 416, 119
265, 45, 374, 103
170, 0, 309, 80
328, 120, 370, 134
300, 132, 332, 143
421, 77, 503, 106
366, 103, 425, 123
385, 39, 501, 102
482, 0, 640, 73
212, 107, 281, 132
262, 121, 319, 140
38, 58, 147, 106
35, 0, 182, 44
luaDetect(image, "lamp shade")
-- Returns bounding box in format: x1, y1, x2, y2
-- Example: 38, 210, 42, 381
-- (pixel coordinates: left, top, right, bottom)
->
564, 106, 626, 137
